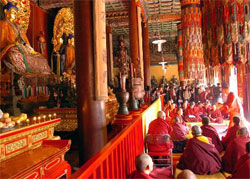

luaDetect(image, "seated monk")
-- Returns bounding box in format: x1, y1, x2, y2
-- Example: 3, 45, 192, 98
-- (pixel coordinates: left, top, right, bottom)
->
222, 116, 241, 149
201, 117, 224, 153
184, 102, 201, 122
175, 108, 186, 125
147, 111, 173, 152
222, 127, 250, 173
164, 100, 172, 114
203, 100, 212, 116
169, 103, 177, 118
231, 141, 250, 178
177, 126, 222, 175
171, 117, 189, 153
130, 153, 172, 179
196, 102, 204, 116
0, 2, 51, 74
182, 100, 189, 113
198, 90, 207, 103
209, 104, 224, 124
177, 169, 197, 179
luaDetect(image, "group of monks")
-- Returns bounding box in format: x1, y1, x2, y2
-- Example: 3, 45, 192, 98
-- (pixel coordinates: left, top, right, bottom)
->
130, 90, 250, 178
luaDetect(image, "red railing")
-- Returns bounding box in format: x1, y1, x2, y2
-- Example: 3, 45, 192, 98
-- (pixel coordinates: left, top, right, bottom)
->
71, 117, 144, 178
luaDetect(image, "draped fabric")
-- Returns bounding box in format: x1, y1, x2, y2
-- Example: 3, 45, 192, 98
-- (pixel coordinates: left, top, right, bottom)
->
231, 153, 250, 178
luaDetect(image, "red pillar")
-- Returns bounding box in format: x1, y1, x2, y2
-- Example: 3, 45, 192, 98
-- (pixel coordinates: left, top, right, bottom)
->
74, 0, 107, 165
142, 21, 150, 87
129, 0, 139, 69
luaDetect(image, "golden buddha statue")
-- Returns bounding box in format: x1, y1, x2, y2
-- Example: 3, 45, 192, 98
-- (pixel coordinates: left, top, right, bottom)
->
0, 2, 51, 74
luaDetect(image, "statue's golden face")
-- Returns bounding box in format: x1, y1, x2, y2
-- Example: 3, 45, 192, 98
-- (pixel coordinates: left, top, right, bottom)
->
4, 8, 18, 22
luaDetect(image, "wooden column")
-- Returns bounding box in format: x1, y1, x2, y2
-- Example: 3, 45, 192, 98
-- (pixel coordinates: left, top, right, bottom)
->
74, 0, 107, 165
129, 0, 139, 69
106, 26, 114, 86
142, 21, 151, 87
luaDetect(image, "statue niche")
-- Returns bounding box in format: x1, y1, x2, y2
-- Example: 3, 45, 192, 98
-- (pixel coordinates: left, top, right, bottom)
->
51, 8, 75, 76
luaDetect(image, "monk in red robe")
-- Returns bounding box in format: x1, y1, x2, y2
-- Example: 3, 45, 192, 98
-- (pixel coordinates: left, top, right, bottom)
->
196, 102, 204, 116
201, 117, 224, 153
177, 126, 222, 175
231, 141, 250, 179
210, 104, 224, 124
169, 103, 177, 118
171, 117, 189, 153
222, 116, 241, 148
175, 108, 186, 125
222, 127, 250, 173
203, 100, 212, 116
147, 111, 173, 152
130, 153, 153, 179
199, 90, 207, 103
184, 102, 201, 122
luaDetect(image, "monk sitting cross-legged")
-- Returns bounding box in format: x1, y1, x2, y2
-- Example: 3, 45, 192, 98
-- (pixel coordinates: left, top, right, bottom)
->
222, 127, 250, 173
147, 111, 173, 152
175, 108, 186, 125
171, 117, 189, 153
201, 116, 224, 153
177, 126, 222, 175
209, 104, 224, 124
231, 141, 250, 179
221, 116, 241, 149
184, 102, 201, 122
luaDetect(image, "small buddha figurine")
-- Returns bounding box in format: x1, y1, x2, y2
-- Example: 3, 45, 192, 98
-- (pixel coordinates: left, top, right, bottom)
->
0, 2, 51, 74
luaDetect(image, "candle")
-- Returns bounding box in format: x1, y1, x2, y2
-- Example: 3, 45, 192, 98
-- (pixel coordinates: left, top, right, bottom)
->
26, 119, 30, 125
53, 113, 56, 119
48, 114, 52, 120
17, 120, 21, 128
38, 117, 41, 123
33, 117, 37, 124
43, 115, 46, 121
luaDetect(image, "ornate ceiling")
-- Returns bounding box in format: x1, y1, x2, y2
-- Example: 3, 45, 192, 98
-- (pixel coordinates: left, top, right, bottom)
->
38, 0, 180, 63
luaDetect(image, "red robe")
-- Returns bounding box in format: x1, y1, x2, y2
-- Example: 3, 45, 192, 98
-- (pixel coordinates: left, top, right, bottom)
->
171, 123, 189, 141
222, 137, 250, 173
199, 91, 207, 103
130, 170, 152, 179
147, 118, 173, 152
177, 137, 222, 175
222, 125, 240, 148
203, 106, 212, 116
210, 109, 224, 123
175, 114, 186, 126
184, 107, 201, 122
169, 108, 177, 118
201, 125, 224, 153
231, 153, 250, 179
149, 166, 172, 178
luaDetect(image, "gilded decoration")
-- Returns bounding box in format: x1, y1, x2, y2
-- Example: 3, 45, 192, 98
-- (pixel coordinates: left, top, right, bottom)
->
5, 137, 27, 154
1, 0, 30, 33
32, 131, 48, 144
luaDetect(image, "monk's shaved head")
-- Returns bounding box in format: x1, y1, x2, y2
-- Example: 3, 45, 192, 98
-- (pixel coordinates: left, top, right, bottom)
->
233, 116, 240, 125
135, 153, 153, 172
157, 111, 166, 119
174, 117, 180, 123
246, 141, 250, 153
202, 116, 210, 125
237, 127, 249, 137
177, 169, 197, 179
192, 125, 201, 136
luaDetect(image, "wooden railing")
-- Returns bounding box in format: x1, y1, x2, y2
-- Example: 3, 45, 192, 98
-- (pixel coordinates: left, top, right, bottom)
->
71, 97, 163, 179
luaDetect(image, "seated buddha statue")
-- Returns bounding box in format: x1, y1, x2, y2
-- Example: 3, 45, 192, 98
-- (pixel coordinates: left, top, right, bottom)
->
0, 2, 51, 74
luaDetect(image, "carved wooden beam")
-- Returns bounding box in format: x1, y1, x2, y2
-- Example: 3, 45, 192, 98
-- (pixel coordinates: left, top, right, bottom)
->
149, 13, 181, 22
106, 10, 129, 20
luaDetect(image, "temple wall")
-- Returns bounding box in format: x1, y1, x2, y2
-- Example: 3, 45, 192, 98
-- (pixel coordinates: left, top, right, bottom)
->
150, 64, 179, 83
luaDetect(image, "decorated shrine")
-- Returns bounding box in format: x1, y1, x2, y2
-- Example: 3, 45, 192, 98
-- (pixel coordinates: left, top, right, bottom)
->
0, 0, 250, 178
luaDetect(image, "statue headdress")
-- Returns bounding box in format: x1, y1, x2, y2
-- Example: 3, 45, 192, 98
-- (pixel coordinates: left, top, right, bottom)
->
3, 2, 18, 11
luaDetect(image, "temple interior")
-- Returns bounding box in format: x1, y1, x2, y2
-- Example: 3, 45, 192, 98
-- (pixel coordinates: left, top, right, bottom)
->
0, 0, 250, 178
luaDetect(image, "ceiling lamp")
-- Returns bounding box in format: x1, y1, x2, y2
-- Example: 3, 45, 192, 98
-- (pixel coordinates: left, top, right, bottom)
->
152, 39, 166, 52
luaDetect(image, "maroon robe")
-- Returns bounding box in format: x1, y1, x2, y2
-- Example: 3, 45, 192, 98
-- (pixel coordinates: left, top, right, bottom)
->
222, 125, 241, 148
184, 107, 201, 122
177, 137, 222, 175
149, 166, 172, 178
147, 118, 173, 152
130, 170, 152, 179
199, 91, 207, 103
201, 125, 224, 153
175, 114, 186, 125
171, 123, 189, 141
231, 153, 250, 179
203, 106, 212, 116
222, 137, 250, 173
210, 109, 224, 123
